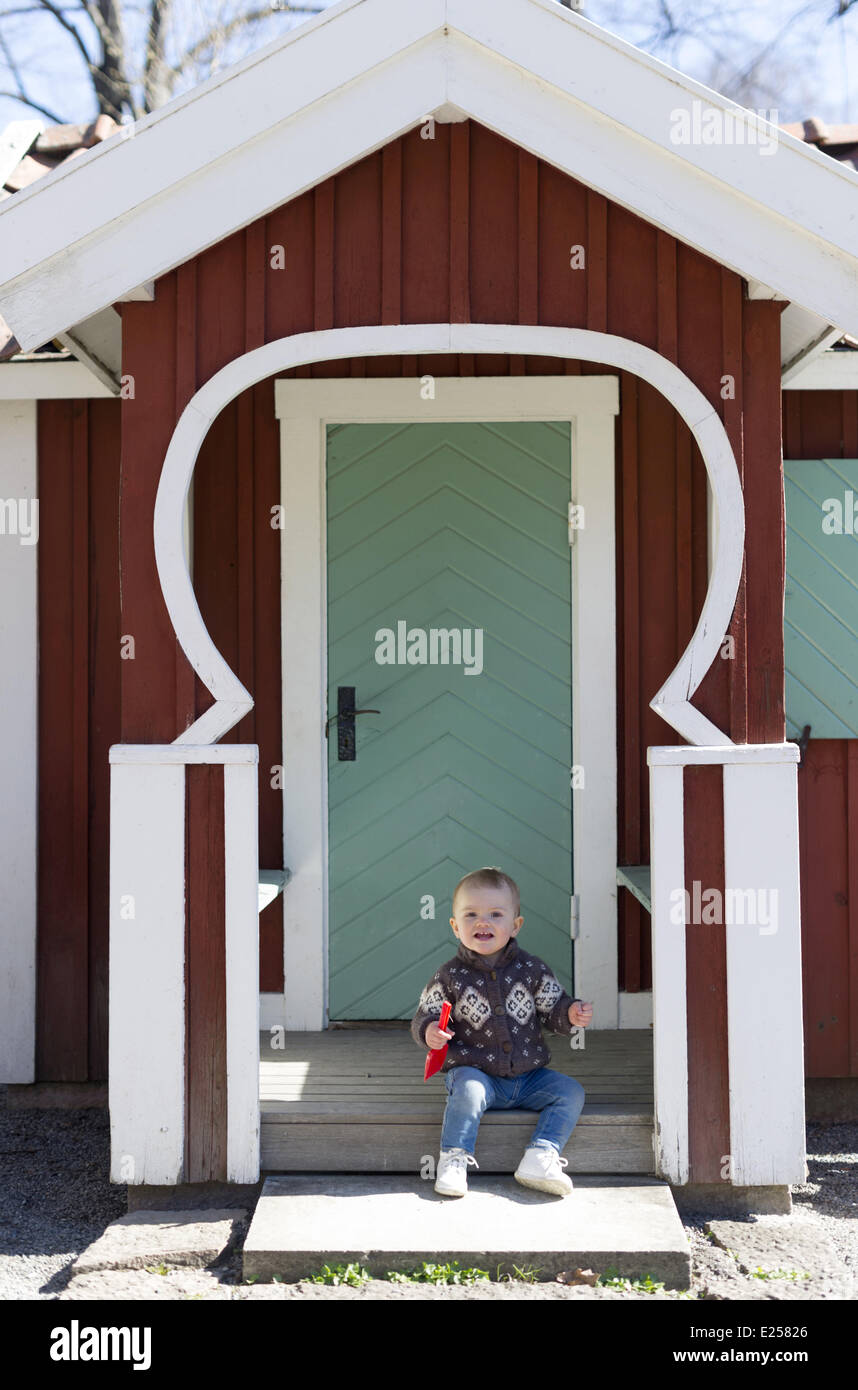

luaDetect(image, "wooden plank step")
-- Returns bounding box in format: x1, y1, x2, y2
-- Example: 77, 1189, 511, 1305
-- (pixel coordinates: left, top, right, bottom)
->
258, 1027, 654, 1173
260, 1120, 655, 1173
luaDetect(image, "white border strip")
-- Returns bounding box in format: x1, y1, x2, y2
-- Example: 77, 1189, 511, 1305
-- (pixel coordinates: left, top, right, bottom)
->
279, 412, 328, 1030
275, 376, 619, 1029
110, 743, 258, 765
572, 405, 618, 1018
108, 761, 186, 1183
648, 761, 689, 1183
723, 761, 806, 1185
618, 990, 653, 1029
0, 362, 116, 399
154, 322, 744, 750
224, 760, 261, 1182
782, 349, 858, 390
0, 400, 37, 1081
649, 744, 799, 767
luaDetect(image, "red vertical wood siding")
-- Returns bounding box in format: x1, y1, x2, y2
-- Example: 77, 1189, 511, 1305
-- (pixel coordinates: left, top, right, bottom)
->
37, 399, 121, 1080
783, 388, 858, 1078
186, 764, 227, 1181
683, 765, 729, 1183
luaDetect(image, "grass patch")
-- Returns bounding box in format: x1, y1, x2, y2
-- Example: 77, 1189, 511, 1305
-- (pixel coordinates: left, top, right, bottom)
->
388, 1261, 490, 1285
309, 1262, 372, 1286
497, 1264, 542, 1283
304, 1260, 490, 1286
595, 1267, 694, 1297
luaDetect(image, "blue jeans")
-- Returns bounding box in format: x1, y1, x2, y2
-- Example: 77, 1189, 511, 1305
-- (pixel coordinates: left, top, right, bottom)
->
440, 1065, 585, 1156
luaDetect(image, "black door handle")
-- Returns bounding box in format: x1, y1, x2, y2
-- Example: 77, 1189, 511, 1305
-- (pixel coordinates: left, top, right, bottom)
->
325, 687, 380, 759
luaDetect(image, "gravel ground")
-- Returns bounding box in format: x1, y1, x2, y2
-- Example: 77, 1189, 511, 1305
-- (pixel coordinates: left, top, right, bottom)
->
793, 1121, 858, 1273
0, 1100, 126, 1299
0, 1094, 854, 1301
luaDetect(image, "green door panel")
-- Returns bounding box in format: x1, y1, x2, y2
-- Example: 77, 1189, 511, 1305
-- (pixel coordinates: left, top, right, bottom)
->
326, 421, 573, 1019
784, 459, 858, 739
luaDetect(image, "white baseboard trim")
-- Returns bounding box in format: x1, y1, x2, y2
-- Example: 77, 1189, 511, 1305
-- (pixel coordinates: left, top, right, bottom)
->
618, 990, 653, 1028
260, 992, 286, 1030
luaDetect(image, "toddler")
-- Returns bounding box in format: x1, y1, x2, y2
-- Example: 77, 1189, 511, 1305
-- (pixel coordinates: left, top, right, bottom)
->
411, 866, 593, 1197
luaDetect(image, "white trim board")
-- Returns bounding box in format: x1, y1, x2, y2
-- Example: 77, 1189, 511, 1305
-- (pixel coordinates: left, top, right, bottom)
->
1, 0, 858, 349
224, 760, 261, 1183
647, 760, 689, 1184
0, 361, 115, 399
275, 375, 619, 1031
152, 323, 745, 753
260, 993, 286, 1030
0, 400, 38, 1081
782, 350, 858, 390
618, 991, 653, 1029
109, 760, 186, 1183
723, 761, 805, 1185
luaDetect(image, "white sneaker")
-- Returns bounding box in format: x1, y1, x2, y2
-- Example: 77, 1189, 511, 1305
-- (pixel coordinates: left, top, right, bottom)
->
435, 1148, 479, 1197
514, 1145, 573, 1196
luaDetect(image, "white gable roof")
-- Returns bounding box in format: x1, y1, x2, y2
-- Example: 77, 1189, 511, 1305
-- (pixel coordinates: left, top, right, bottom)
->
1, 0, 857, 352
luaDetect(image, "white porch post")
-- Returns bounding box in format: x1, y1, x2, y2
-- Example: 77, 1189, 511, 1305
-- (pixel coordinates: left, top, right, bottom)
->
648, 758, 689, 1184
0, 400, 38, 1082
723, 756, 805, 1184
109, 743, 260, 1184
648, 743, 805, 1187
109, 754, 186, 1184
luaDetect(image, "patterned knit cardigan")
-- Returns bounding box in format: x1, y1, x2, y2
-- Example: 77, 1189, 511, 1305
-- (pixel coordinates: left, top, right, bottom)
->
411, 937, 580, 1078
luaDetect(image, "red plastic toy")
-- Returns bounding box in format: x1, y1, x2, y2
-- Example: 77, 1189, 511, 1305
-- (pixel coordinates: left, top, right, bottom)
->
423, 1000, 452, 1080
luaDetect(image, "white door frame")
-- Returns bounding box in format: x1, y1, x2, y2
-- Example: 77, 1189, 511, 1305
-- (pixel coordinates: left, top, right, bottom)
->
274, 376, 620, 1030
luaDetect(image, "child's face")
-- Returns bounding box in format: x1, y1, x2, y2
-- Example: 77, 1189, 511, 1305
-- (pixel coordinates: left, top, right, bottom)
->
450, 884, 523, 957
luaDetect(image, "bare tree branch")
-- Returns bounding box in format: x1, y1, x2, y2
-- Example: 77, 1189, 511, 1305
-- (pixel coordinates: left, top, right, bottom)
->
0, 25, 69, 120
34, 0, 97, 75
175, 4, 322, 76
2, 5, 81, 13
0, 87, 67, 121
143, 0, 173, 109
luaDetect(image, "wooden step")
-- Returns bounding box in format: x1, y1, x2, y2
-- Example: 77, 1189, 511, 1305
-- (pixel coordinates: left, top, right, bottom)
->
259, 1027, 655, 1174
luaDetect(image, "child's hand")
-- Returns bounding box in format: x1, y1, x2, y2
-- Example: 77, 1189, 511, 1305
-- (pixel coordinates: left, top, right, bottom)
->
568, 1000, 593, 1028
425, 1021, 455, 1049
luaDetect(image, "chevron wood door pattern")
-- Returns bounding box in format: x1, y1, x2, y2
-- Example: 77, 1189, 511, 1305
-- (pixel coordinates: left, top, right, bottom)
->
326, 421, 573, 1020
784, 458, 858, 739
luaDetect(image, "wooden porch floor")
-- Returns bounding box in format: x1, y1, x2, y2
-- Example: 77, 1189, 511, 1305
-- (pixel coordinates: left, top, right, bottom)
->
260, 1027, 655, 1174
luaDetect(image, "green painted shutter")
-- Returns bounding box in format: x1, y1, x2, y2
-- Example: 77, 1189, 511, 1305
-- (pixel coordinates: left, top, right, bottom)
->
784, 459, 858, 739
326, 421, 573, 1019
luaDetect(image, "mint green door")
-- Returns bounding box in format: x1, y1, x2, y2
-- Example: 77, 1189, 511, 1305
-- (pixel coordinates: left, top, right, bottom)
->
326, 421, 573, 1019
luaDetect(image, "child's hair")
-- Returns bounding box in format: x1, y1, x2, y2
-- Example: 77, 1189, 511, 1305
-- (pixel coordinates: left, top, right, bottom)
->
452, 867, 520, 917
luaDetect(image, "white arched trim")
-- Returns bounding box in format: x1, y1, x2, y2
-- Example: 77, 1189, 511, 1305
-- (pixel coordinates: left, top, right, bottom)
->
154, 323, 744, 747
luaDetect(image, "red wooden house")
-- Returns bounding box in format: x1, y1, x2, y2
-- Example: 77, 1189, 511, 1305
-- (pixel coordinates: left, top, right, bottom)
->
1, 0, 857, 1208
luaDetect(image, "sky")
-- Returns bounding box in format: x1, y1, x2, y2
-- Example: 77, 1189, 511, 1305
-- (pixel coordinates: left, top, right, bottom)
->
0, 0, 856, 131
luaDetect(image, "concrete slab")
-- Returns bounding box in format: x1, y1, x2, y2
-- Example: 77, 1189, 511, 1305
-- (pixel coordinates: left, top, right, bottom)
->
671, 1183, 792, 1217
243, 1176, 691, 1287
60, 1268, 235, 1301
72, 1210, 247, 1275
705, 1217, 853, 1299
